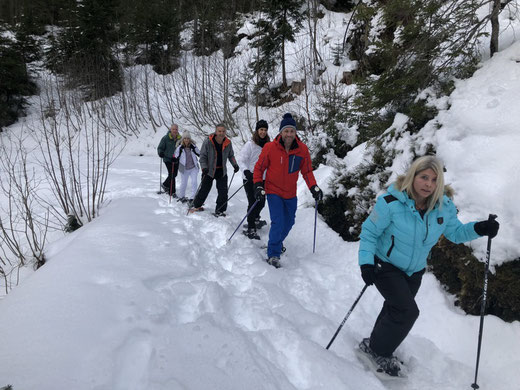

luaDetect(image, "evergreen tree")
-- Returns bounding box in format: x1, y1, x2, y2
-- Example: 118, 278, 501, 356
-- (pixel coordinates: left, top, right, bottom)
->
192, 1, 222, 56
346, 0, 486, 143
0, 30, 37, 131
45, 0, 122, 100
121, 0, 181, 74
251, 0, 305, 89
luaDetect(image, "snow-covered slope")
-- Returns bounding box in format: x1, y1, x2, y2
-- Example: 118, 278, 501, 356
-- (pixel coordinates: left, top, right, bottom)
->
0, 155, 518, 390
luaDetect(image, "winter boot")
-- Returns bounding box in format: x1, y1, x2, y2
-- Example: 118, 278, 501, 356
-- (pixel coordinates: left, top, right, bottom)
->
266, 256, 281, 268
255, 217, 267, 229
358, 338, 401, 377
246, 227, 260, 240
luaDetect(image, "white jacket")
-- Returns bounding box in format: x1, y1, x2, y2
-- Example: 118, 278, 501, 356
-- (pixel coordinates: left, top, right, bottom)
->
239, 140, 265, 180
175, 145, 200, 174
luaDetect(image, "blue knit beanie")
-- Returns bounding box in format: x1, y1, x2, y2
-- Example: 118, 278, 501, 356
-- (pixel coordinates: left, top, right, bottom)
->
279, 113, 296, 132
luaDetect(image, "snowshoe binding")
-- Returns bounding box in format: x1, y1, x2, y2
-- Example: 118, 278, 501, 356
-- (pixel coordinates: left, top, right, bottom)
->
356, 338, 405, 379
243, 227, 260, 240
266, 256, 281, 268
188, 206, 204, 214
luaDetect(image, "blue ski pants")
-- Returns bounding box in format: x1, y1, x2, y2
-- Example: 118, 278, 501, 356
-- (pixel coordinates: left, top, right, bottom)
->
266, 194, 297, 258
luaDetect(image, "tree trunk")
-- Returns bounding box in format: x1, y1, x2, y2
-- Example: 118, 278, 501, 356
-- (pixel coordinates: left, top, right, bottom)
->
490, 0, 500, 57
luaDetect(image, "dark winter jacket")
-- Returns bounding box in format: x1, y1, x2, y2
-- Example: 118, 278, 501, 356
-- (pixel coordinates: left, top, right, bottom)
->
359, 182, 480, 276
157, 132, 181, 163
253, 134, 316, 199
199, 134, 238, 178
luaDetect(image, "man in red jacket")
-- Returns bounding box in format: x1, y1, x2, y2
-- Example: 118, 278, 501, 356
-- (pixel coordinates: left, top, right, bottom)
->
253, 113, 323, 268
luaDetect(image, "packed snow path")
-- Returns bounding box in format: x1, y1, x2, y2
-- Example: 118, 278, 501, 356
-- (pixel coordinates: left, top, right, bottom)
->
0, 156, 518, 390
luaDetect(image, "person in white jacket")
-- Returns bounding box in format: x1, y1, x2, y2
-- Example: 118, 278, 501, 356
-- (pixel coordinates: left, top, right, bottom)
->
175, 131, 200, 204
239, 120, 270, 239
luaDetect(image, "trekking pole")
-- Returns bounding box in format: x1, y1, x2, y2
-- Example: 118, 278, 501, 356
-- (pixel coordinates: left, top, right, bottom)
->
471, 214, 498, 390
158, 159, 163, 194
326, 285, 368, 350
228, 171, 236, 188
169, 160, 175, 204
228, 199, 259, 241
313, 199, 318, 253
215, 182, 246, 214
186, 176, 205, 216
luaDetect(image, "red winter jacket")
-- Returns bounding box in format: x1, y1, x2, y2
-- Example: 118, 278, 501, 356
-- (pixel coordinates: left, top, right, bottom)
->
253, 134, 316, 199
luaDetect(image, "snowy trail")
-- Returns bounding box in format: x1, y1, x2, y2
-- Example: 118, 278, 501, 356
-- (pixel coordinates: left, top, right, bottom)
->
0, 155, 518, 390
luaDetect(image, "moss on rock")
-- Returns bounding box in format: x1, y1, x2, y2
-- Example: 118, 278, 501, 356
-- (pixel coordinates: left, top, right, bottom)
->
429, 237, 520, 322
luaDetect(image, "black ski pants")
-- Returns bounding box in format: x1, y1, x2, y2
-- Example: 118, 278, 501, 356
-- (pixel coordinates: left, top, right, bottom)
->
243, 179, 265, 227
193, 168, 228, 212
163, 160, 179, 195
369, 258, 425, 357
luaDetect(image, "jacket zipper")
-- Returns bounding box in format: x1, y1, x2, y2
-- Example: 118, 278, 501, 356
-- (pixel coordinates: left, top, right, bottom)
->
386, 235, 395, 257
423, 214, 429, 244
290, 155, 295, 172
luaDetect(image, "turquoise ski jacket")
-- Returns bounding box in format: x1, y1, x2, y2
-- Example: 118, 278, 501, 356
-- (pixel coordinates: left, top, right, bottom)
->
359, 183, 480, 276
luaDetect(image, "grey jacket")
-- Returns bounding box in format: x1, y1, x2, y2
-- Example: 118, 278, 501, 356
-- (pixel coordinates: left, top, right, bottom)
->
199, 134, 238, 178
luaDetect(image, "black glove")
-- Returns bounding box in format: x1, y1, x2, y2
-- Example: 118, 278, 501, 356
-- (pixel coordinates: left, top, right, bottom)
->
202, 168, 209, 177
172, 156, 178, 163
190, 144, 195, 151
233, 165, 240, 173
360, 264, 376, 286
244, 170, 253, 182
310, 185, 323, 201
474, 219, 499, 239
159, 152, 164, 158
254, 183, 265, 201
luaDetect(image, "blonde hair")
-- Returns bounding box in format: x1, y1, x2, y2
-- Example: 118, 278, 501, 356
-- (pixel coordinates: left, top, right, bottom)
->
395, 156, 445, 211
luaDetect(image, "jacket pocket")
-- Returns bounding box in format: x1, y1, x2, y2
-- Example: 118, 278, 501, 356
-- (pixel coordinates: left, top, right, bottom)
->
288, 155, 302, 174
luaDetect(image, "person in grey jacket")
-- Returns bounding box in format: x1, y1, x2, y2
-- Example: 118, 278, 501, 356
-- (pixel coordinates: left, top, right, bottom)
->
189, 124, 239, 216
357, 155, 499, 377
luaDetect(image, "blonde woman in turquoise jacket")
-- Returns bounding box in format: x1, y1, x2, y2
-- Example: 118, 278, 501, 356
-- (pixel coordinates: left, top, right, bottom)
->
357, 156, 499, 377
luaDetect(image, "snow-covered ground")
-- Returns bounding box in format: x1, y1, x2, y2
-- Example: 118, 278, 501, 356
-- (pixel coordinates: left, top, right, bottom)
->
0, 150, 519, 389
2, 4, 520, 389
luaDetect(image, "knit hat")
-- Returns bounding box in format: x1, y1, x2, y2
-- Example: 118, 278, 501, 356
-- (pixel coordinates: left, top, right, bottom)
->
181, 131, 192, 142
255, 119, 268, 131
279, 113, 296, 132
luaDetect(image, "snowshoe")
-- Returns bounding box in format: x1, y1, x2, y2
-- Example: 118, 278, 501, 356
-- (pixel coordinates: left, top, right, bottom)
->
266, 256, 281, 268
243, 227, 260, 240
188, 206, 204, 213
356, 338, 406, 379
213, 211, 226, 217
255, 219, 267, 229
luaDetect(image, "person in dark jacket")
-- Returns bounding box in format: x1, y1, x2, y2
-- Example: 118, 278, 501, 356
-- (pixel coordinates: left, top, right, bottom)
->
189, 124, 239, 216
157, 124, 182, 196
253, 113, 323, 268
357, 155, 499, 377
238, 120, 270, 239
